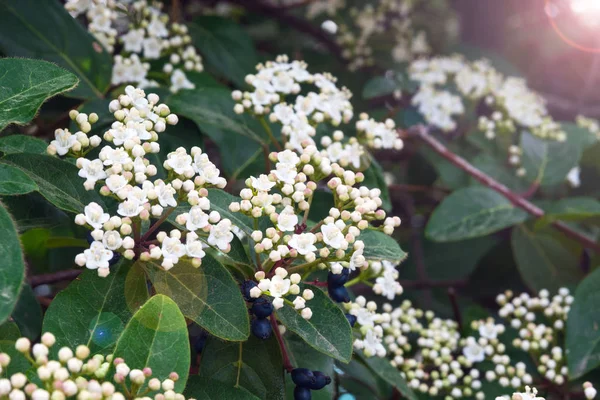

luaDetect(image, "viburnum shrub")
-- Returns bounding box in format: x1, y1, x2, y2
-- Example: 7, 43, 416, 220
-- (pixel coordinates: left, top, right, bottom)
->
1, 0, 600, 399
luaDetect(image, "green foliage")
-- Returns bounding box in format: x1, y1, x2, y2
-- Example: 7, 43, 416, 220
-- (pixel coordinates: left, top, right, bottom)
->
0, 58, 78, 131
356, 352, 417, 400
43, 261, 148, 354
184, 377, 260, 400
0, 0, 112, 99
426, 187, 529, 242
0, 164, 37, 195
112, 295, 190, 392
276, 284, 353, 363
11, 284, 42, 340
360, 229, 407, 263
566, 268, 600, 379
0, 201, 25, 324
144, 256, 250, 341
0, 135, 48, 155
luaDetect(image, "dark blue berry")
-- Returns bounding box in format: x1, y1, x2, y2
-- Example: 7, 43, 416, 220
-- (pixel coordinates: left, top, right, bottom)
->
251, 298, 274, 318
308, 371, 331, 390
241, 280, 258, 302
293, 386, 311, 400
291, 368, 316, 387
345, 313, 357, 327
327, 268, 350, 287
86, 232, 94, 245
251, 318, 272, 340
328, 285, 350, 303
108, 251, 121, 266
193, 333, 207, 353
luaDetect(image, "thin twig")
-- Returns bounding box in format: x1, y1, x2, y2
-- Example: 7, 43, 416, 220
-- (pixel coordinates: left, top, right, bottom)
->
407, 125, 600, 252
447, 287, 463, 331
270, 314, 294, 373
29, 269, 82, 287
140, 208, 175, 242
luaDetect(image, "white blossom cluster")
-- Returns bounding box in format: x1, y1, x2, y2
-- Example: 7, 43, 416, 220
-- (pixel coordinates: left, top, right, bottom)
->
409, 55, 566, 142
233, 55, 403, 169
4, 333, 191, 400
49, 86, 234, 276
65, 0, 202, 92
496, 386, 545, 400
577, 115, 600, 140
307, 0, 432, 71
252, 268, 316, 319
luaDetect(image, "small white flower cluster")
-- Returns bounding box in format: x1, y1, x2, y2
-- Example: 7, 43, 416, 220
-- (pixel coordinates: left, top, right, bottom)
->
50, 86, 234, 276
577, 115, 600, 140
65, 0, 202, 93
234, 55, 403, 169
409, 55, 566, 143
495, 288, 572, 386
48, 112, 102, 157
369, 260, 403, 300
496, 386, 545, 400
6, 333, 191, 400
252, 268, 315, 319
311, 0, 432, 71
230, 146, 399, 276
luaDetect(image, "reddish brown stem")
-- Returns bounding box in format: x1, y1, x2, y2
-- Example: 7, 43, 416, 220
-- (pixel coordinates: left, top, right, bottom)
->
407, 125, 600, 252
29, 269, 82, 287
270, 314, 294, 373
304, 280, 328, 287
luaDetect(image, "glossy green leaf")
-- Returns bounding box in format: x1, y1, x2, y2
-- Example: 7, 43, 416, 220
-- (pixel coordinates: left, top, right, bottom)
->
426, 187, 529, 242
198, 336, 285, 400
362, 75, 397, 99
0, 164, 37, 195
534, 197, 600, 229
276, 284, 353, 363
11, 284, 42, 340
0, 341, 30, 375
206, 189, 254, 234
189, 16, 259, 88
0, 0, 112, 99
0, 135, 48, 155
356, 351, 417, 400
362, 158, 391, 211
144, 256, 250, 341
0, 58, 78, 131
566, 268, 600, 379
0, 153, 103, 214
511, 224, 584, 293
470, 153, 529, 192
184, 377, 260, 400
43, 261, 148, 354
360, 229, 407, 264
0, 201, 25, 324
0, 322, 20, 340
112, 295, 190, 392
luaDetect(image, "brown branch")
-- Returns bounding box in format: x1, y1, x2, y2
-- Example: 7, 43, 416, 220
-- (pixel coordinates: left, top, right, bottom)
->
447, 287, 463, 331
29, 269, 82, 287
270, 314, 294, 373
407, 125, 600, 252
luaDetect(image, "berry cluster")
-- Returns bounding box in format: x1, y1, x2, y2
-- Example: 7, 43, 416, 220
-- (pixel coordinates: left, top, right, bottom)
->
291, 368, 331, 400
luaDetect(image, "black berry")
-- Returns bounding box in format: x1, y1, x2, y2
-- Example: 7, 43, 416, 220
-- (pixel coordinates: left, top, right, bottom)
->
293, 386, 312, 400
251, 318, 272, 340
241, 280, 258, 302
291, 368, 316, 387
327, 268, 350, 287
108, 251, 121, 266
251, 298, 274, 318
308, 371, 331, 390
328, 285, 350, 303
345, 313, 357, 327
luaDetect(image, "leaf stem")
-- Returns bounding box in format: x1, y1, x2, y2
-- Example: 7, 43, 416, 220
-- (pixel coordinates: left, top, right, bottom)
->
235, 342, 243, 387
270, 314, 294, 373
259, 117, 282, 151
140, 207, 175, 243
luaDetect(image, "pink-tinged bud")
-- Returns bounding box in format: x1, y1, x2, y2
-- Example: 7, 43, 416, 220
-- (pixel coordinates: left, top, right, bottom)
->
143, 368, 152, 377
169, 372, 179, 381
113, 373, 125, 384
113, 358, 124, 365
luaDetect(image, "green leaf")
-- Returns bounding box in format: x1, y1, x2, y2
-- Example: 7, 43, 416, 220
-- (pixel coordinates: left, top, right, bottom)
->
520, 131, 582, 187
362, 158, 391, 211
511, 224, 584, 293
534, 197, 600, 229
189, 16, 259, 88
285, 334, 334, 400
144, 256, 250, 341
276, 284, 353, 363
426, 187, 529, 242
0, 164, 37, 195
0, 135, 48, 155
112, 295, 190, 392
184, 377, 260, 400
470, 153, 529, 192
43, 261, 148, 354
0, 0, 112, 99
167, 88, 267, 176
362, 76, 397, 99
0, 201, 25, 324
566, 268, 600, 379
0, 322, 20, 340
356, 351, 417, 400
360, 229, 407, 264
0, 58, 78, 131
11, 284, 42, 340
0, 341, 30, 375
198, 335, 285, 400
0, 153, 103, 214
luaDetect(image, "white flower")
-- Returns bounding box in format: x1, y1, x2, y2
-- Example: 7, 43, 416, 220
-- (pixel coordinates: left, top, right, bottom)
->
362, 329, 386, 357
117, 197, 144, 217
208, 219, 234, 251
155, 181, 177, 207
277, 206, 299, 232
148, 17, 168, 37
462, 340, 486, 363
321, 20, 338, 34
186, 240, 206, 259
142, 37, 162, 59
273, 163, 297, 184
170, 70, 195, 93
102, 231, 122, 251
348, 248, 365, 271
567, 166, 581, 188
321, 223, 345, 249
269, 275, 291, 298
161, 237, 186, 264
121, 28, 145, 53
83, 242, 113, 270
374, 270, 402, 300
84, 202, 109, 229
51, 129, 77, 156
78, 159, 107, 184
251, 174, 275, 191
277, 149, 300, 166
288, 233, 317, 255
105, 174, 128, 193
165, 148, 194, 176
478, 322, 499, 339
184, 206, 210, 231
